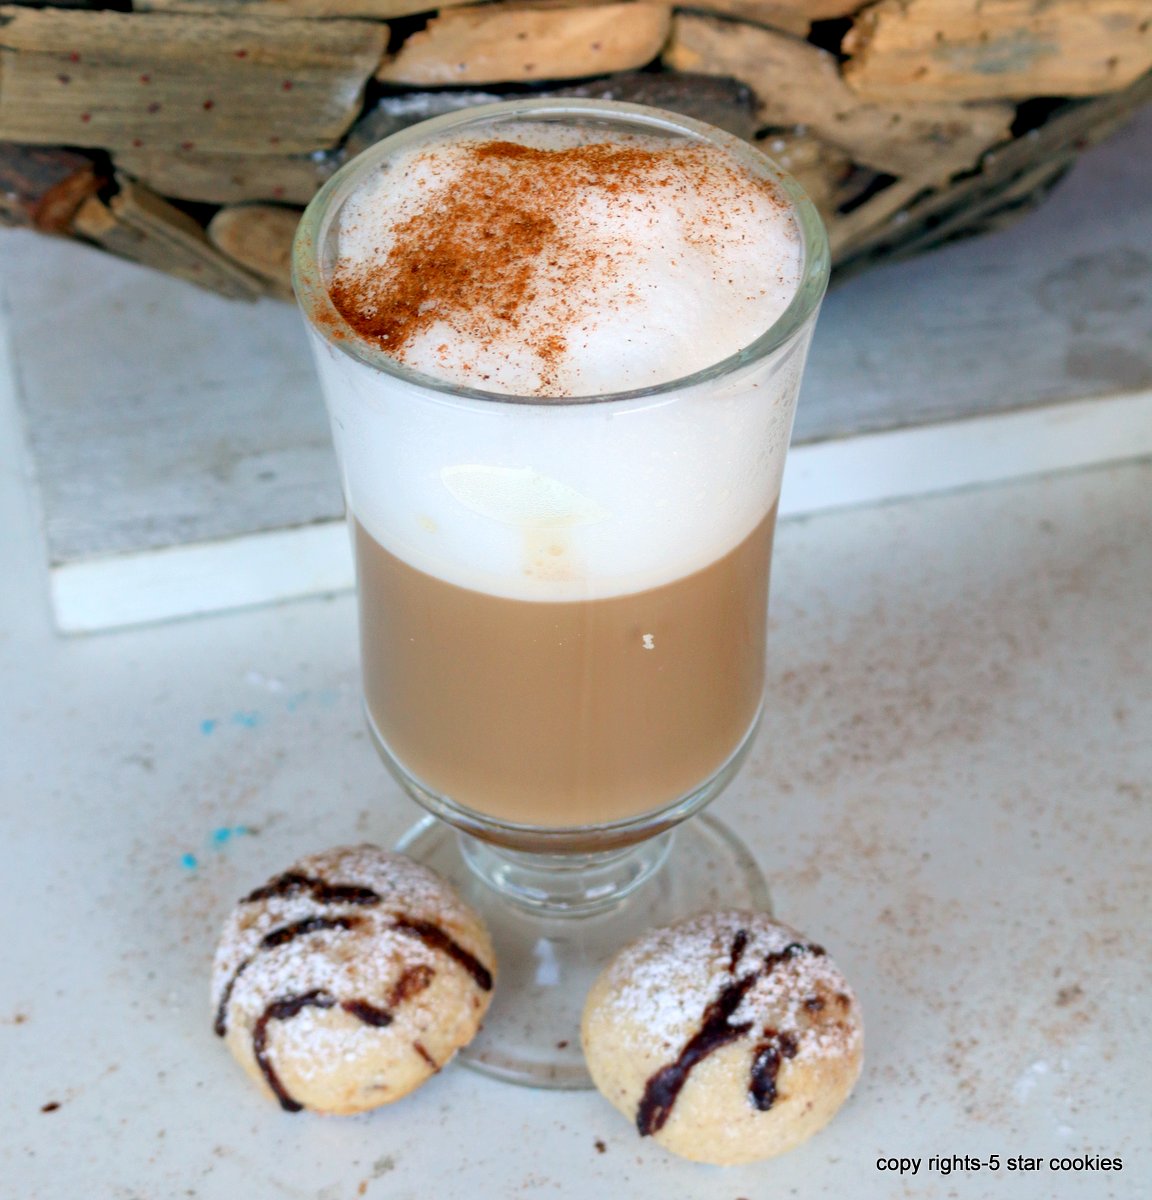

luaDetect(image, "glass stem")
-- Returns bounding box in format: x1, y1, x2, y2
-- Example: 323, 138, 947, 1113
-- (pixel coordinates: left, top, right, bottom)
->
458, 830, 674, 917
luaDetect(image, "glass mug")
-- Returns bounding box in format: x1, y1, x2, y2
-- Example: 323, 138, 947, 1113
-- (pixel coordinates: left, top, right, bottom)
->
293, 99, 829, 1086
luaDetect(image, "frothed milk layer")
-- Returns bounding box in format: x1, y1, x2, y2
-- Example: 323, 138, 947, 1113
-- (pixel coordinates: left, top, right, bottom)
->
328, 123, 802, 397
310, 112, 814, 602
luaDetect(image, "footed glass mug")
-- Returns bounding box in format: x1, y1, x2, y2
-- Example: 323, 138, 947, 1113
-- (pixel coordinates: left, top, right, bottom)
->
292, 99, 829, 1087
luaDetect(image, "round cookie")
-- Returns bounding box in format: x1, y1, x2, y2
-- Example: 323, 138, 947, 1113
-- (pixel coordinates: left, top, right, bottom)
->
212, 844, 495, 1114
581, 911, 862, 1165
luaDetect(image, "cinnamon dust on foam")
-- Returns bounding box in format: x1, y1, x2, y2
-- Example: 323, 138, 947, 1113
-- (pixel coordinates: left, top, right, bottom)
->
327, 139, 763, 394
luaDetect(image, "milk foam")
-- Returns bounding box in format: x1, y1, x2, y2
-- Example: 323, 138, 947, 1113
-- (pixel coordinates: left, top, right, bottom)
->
311, 112, 814, 602
333, 124, 802, 397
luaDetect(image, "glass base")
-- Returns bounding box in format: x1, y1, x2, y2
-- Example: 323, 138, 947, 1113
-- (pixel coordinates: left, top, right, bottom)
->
396, 813, 771, 1089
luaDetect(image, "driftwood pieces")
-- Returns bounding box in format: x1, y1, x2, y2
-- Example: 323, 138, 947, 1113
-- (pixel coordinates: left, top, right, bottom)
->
0, 7, 386, 155
350, 72, 758, 152
0, 143, 105, 232
665, 15, 1014, 178
688, 0, 866, 38
552, 71, 758, 138
345, 89, 503, 157
136, 0, 856, 26
755, 132, 850, 221
675, 1, 805, 39
2, 0, 1147, 297
834, 68, 1152, 276
138, 0, 474, 16
207, 203, 300, 297
73, 177, 262, 298
114, 148, 334, 205
843, 0, 1152, 103
376, 3, 672, 86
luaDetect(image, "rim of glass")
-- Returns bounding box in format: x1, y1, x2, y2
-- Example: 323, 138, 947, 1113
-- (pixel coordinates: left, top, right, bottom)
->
292, 97, 830, 407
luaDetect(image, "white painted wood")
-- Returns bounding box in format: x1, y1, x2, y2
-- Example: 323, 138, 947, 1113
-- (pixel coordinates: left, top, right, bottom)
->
0, 231, 343, 562
793, 109, 1152, 443
46, 384, 1152, 630
779, 387, 1152, 516
50, 520, 352, 633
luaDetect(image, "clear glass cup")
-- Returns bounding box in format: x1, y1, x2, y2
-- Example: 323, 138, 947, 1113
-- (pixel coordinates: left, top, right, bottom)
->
293, 99, 829, 1087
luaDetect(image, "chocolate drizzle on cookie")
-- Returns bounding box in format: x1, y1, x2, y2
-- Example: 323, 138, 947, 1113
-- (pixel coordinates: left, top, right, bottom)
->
635, 936, 824, 1136
388, 964, 436, 1008
253, 989, 398, 1111
214, 916, 361, 1036
243, 872, 383, 907
749, 1029, 800, 1111
728, 928, 749, 974
339, 998, 395, 1028
393, 916, 494, 992
413, 1040, 439, 1071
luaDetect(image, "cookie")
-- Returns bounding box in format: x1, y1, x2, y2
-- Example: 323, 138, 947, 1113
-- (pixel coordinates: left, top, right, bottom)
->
581, 911, 862, 1164
211, 845, 495, 1114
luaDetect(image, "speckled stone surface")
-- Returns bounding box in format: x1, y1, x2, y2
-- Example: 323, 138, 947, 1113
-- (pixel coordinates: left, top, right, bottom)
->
1, 343, 1149, 1194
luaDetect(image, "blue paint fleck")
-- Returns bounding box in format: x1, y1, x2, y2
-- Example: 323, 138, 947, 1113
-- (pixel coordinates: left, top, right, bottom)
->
230, 710, 262, 729
200, 719, 218, 735
181, 853, 199, 869
209, 825, 254, 849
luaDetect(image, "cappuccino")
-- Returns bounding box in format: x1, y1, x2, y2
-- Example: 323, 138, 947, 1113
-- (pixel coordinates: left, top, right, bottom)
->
298, 103, 816, 830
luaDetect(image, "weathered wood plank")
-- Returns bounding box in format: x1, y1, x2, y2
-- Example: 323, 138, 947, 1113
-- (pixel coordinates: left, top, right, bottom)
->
665, 14, 1014, 177
756, 130, 849, 219
887, 157, 1073, 258
345, 89, 504, 157
829, 156, 1073, 280
843, 0, 1152, 103
138, 0, 474, 17
114, 147, 334, 205
687, 0, 866, 37
833, 70, 1152, 274
825, 174, 932, 261
73, 193, 228, 292
673, 2, 805, 39
349, 71, 757, 154
73, 177, 263, 299
112, 176, 266, 297
553, 70, 758, 136
376, 2, 672, 86
131, 0, 837, 20
0, 142, 105, 233
0, 7, 386, 155
207, 202, 300, 297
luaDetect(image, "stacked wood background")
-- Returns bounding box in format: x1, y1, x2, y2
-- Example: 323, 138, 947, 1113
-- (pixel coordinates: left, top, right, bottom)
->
2, 0, 1149, 298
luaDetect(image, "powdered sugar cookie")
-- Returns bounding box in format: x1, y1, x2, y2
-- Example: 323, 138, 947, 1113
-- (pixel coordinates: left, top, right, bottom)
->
581, 911, 862, 1164
212, 845, 495, 1114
